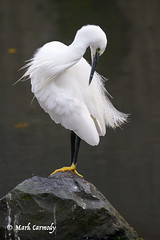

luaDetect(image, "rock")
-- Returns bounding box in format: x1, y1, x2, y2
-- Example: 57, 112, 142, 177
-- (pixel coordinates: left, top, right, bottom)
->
0, 172, 142, 240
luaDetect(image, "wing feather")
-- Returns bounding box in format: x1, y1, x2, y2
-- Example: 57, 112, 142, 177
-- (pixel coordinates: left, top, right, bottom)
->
38, 90, 99, 146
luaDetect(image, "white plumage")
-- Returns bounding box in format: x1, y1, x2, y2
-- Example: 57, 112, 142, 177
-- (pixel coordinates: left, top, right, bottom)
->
23, 25, 127, 146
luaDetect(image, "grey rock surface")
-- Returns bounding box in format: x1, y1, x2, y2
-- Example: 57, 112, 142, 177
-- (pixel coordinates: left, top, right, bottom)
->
0, 172, 142, 240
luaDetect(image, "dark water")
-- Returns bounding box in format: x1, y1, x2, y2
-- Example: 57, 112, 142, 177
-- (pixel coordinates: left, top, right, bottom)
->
0, 1, 160, 239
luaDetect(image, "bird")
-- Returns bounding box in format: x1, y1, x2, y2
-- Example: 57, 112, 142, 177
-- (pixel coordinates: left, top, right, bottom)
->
22, 24, 128, 177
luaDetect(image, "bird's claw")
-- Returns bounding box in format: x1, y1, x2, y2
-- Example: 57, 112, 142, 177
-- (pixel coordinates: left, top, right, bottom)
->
49, 163, 83, 178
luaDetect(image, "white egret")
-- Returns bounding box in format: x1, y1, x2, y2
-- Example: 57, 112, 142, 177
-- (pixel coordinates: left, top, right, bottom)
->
22, 25, 128, 177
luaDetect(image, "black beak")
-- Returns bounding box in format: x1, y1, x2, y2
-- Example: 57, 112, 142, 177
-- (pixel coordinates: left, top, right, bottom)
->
89, 51, 100, 85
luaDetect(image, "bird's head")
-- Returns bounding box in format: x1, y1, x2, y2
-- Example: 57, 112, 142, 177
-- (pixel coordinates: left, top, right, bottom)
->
72, 25, 107, 84
76, 25, 107, 85
87, 26, 107, 84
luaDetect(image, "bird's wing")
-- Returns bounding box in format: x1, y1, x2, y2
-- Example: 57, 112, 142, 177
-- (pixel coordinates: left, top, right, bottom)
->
38, 90, 99, 146
23, 41, 78, 93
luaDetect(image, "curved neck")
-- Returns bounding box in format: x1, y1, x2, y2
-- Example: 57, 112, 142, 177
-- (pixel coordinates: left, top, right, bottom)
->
68, 34, 91, 62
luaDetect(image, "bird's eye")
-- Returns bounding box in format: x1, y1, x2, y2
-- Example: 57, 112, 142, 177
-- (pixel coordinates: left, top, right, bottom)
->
97, 48, 100, 53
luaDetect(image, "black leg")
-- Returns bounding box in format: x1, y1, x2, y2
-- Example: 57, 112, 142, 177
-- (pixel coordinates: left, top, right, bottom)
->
70, 131, 81, 165
73, 135, 81, 165
70, 131, 76, 164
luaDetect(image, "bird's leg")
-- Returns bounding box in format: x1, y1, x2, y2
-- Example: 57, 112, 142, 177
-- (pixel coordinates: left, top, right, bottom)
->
71, 132, 82, 177
70, 131, 76, 165
71, 134, 82, 177
72, 134, 81, 165
49, 132, 83, 177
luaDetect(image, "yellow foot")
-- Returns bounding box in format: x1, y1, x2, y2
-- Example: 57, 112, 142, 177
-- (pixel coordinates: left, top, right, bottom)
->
49, 163, 83, 178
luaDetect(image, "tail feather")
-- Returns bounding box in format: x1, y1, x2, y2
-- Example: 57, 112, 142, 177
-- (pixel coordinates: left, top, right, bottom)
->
104, 96, 129, 129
